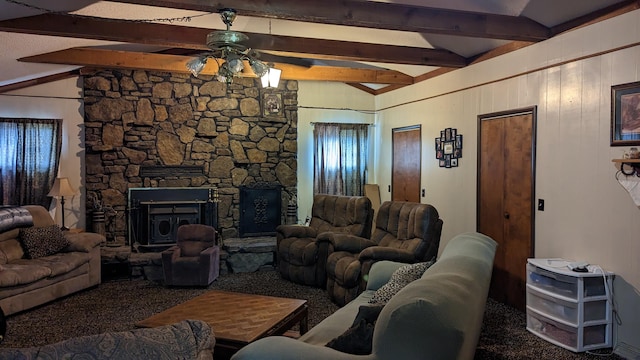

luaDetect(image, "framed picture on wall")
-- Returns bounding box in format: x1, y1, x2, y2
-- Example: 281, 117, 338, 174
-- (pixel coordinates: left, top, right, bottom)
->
262, 92, 283, 117
435, 127, 462, 167
443, 142, 454, 155
612, 81, 640, 146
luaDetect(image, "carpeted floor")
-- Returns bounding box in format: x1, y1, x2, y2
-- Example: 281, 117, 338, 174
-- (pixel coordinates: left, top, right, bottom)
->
1, 270, 623, 359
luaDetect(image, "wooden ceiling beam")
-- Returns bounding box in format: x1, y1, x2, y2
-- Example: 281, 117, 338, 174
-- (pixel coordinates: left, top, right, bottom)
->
110, 0, 550, 41
18, 48, 415, 85
0, 13, 466, 68
0, 71, 80, 94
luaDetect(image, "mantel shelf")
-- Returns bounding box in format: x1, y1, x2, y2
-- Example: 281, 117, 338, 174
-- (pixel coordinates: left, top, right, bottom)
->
612, 159, 640, 163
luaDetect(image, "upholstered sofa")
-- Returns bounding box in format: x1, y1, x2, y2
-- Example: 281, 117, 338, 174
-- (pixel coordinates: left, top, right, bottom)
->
0, 205, 104, 315
232, 232, 497, 360
277, 194, 373, 288
0, 319, 215, 360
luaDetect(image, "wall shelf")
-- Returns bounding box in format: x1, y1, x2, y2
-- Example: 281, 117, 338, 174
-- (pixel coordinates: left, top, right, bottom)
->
612, 159, 640, 176
611, 159, 640, 163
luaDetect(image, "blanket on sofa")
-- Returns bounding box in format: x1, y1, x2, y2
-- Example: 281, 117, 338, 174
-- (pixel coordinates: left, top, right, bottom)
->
0, 206, 32, 233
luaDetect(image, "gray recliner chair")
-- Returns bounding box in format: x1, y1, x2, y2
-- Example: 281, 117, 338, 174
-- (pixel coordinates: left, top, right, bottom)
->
162, 224, 220, 287
276, 194, 373, 288
324, 201, 443, 306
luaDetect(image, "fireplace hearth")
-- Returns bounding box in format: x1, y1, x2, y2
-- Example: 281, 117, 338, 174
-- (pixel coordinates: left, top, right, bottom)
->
127, 187, 218, 251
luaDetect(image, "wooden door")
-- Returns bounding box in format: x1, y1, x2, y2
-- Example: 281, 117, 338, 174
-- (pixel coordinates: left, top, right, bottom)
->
392, 126, 421, 202
478, 108, 536, 311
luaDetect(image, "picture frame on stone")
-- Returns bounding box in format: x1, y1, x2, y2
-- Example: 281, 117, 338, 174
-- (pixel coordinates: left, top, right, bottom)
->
262, 92, 283, 117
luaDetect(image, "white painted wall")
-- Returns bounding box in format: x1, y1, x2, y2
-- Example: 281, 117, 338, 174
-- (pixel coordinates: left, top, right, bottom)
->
374, 9, 640, 358
297, 81, 376, 222
0, 77, 85, 229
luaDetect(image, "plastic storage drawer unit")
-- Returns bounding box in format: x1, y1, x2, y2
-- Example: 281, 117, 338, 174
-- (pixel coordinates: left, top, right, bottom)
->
526, 258, 613, 352
526, 285, 608, 325
527, 310, 608, 350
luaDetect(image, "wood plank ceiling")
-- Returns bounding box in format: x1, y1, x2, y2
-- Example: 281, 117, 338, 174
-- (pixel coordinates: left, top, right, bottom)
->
0, 0, 637, 94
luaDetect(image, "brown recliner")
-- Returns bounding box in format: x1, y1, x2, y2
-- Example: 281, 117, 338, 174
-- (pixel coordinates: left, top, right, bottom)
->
276, 194, 373, 288
324, 201, 443, 306
162, 224, 220, 287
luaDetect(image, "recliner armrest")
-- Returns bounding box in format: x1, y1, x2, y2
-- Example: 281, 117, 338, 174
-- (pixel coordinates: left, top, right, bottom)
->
162, 245, 181, 263
317, 232, 376, 253
198, 246, 218, 263
358, 246, 416, 263
277, 225, 317, 238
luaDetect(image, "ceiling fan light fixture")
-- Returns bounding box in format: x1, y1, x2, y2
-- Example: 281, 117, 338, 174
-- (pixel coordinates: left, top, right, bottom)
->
186, 8, 272, 85
249, 59, 269, 78
186, 56, 207, 77
261, 67, 282, 88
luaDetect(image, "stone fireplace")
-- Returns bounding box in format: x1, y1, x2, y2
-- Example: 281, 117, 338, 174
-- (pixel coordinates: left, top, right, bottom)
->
83, 69, 298, 245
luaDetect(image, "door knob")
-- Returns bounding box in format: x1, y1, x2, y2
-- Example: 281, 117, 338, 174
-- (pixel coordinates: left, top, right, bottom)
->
504, 212, 510, 219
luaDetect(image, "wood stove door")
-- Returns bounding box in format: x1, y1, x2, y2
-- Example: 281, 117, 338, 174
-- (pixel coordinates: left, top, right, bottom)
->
149, 205, 201, 244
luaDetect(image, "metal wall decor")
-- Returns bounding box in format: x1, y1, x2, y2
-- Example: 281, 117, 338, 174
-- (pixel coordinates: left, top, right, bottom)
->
435, 128, 463, 168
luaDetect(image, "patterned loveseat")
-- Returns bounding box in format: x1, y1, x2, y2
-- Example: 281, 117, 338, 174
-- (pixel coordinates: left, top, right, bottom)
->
0, 205, 104, 315
0, 319, 215, 360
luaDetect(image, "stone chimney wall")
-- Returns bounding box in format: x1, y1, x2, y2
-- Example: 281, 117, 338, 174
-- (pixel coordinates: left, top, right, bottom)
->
83, 69, 297, 244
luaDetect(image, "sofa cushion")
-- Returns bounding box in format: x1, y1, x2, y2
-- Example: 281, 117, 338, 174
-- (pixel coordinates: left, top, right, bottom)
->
325, 304, 384, 355
11, 252, 91, 277
19, 225, 69, 259
0, 263, 52, 287
63, 232, 104, 252
368, 261, 433, 305
0, 239, 24, 263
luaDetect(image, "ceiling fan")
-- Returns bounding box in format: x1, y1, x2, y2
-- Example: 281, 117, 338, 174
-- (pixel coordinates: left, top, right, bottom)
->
186, 8, 277, 85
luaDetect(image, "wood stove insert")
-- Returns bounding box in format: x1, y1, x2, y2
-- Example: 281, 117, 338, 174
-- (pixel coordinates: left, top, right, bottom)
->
128, 187, 218, 251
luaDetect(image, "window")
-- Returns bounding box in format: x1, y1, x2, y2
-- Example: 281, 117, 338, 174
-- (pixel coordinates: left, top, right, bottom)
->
0, 118, 62, 206
313, 123, 368, 196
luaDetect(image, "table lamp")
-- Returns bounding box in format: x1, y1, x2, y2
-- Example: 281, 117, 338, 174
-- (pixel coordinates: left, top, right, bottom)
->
47, 177, 77, 230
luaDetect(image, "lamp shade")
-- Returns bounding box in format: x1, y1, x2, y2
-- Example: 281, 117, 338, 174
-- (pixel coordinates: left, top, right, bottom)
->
261, 67, 281, 88
47, 177, 77, 197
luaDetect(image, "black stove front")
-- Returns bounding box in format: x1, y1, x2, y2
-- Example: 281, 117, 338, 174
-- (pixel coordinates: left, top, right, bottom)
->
239, 183, 282, 237
128, 187, 218, 251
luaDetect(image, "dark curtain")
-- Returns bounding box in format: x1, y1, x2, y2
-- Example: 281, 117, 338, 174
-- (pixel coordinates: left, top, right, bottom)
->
313, 123, 343, 195
0, 118, 62, 207
313, 123, 368, 196
340, 124, 369, 196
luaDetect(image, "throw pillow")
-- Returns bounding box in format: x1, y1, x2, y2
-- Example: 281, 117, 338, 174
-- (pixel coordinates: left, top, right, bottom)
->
326, 304, 384, 355
368, 261, 434, 305
19, 225, 69, 259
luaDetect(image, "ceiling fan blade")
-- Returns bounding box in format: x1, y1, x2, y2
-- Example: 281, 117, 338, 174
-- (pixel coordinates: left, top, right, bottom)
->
259, 53, 313, 68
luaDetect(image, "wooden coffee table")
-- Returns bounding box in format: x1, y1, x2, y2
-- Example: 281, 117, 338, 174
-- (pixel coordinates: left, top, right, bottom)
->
136, 290, 308, 358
